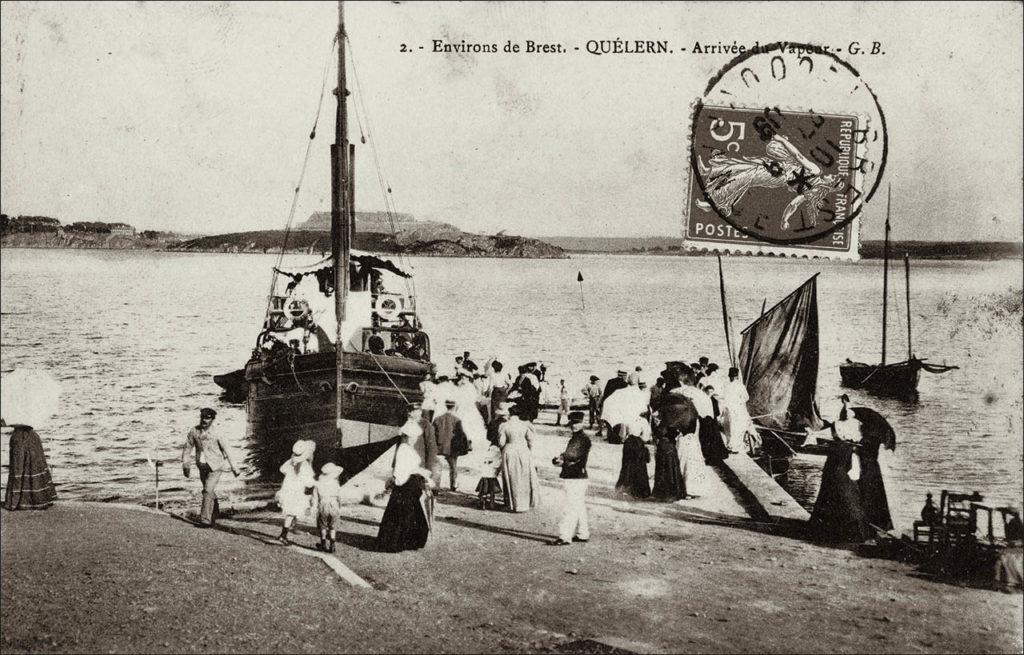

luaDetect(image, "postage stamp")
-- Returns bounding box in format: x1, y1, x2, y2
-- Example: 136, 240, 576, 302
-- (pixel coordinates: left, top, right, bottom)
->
682, 43, 890, 260
685, 105, 864, 257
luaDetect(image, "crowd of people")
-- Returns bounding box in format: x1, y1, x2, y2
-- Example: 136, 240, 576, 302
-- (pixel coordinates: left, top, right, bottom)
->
168, 355, 759, 553
594, 358, 759, 503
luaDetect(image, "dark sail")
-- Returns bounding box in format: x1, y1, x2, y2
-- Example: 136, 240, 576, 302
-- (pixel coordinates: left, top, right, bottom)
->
739, 275, 824, 432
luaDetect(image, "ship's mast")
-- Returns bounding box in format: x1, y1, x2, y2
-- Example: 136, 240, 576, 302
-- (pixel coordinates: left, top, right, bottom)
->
905, 252, 912, 361
881, 185, 890, 366
332, 0, 350, 441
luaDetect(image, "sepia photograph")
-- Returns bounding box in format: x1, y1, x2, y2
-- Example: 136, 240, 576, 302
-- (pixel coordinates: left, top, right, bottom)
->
1, 1, 1022, 653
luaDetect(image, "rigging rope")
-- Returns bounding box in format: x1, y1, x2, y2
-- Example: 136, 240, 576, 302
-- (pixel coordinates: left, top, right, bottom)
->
262, 34, 339, 322
367, 352, 412, 405
345, 34, 417, 300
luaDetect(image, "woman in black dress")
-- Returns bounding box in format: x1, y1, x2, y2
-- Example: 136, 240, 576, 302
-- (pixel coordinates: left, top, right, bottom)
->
651, 428, 684, 501
377, 424, 435, 552
808, 439, 870, 542
615, 422, 651, 498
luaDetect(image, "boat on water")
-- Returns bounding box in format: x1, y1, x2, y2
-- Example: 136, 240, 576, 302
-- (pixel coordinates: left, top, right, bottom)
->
839, 186, 957, 397
736, 273, 827, 469
217, 2, 433, 478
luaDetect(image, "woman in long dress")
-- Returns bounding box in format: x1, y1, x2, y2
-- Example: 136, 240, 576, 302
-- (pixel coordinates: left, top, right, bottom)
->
808, 439, 869, 542
2, 425, 57, 511
601, 377, 648, 445
651, 429, 684, 501
677, 427, 708, 499
615, 421, 650, 498
455, 376, 486, 447
488, 361, 512, 418
512, 368, 541, 423
497, 409, 541, 512
377, 422, 435, 552
2, 369, 60, 511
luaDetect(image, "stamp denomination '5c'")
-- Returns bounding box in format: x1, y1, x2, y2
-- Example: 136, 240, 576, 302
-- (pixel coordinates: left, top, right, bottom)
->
685, 105, 864, 258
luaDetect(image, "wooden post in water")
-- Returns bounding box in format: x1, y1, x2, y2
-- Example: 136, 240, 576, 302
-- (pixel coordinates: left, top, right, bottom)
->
716, 253, 735, 367
332, 0, 350, 443
881, 185, 891, 366
905, 252, 912, 360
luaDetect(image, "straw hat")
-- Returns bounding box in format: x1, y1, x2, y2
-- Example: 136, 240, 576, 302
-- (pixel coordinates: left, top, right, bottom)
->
320, 462, 343, 478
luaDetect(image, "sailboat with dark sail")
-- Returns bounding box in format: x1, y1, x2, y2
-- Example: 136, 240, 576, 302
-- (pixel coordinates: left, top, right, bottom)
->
839, 186, 957, 397
220, 2, 432, 478
737, 274, 826, 466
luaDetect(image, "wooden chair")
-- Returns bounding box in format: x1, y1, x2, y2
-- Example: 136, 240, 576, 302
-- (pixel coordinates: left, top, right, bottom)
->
942, 490, 983, 546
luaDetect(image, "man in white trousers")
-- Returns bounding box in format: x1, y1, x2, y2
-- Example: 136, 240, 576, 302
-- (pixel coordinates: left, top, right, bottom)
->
550, 411, 592, 546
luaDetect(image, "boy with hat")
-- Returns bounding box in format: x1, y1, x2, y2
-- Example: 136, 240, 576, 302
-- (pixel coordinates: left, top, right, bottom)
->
550, 411, 591, 546
313, 462, 345, 552
181, 408, 239, 527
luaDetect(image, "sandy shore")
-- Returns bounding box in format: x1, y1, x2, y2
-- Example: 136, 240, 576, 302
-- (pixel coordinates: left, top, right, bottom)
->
2, 423, 1022, 654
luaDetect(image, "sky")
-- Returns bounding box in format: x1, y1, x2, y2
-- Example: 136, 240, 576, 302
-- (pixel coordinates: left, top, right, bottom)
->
1, 1, 1022, 241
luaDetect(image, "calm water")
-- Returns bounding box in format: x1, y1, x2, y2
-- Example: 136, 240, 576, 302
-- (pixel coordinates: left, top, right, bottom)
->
1, 248, 1021, 528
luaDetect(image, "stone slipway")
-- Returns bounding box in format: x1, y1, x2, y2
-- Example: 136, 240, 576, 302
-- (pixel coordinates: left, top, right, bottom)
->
718, 451, 811, 523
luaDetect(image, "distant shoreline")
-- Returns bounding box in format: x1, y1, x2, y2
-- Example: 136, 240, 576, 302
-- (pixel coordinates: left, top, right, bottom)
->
2, 235, 1021, 261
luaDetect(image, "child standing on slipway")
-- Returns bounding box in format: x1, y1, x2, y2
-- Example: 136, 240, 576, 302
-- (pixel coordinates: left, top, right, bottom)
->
277, 440, 316, 545
313, 462, 345, 552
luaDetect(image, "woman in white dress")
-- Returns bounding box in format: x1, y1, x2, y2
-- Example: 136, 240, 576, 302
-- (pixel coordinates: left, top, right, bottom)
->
455, 376, 486, 447
676, 427, 708, 499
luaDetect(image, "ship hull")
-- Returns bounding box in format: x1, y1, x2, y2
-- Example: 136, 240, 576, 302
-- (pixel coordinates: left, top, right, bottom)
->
839, 359, 921, 398
244, 350, 430, 478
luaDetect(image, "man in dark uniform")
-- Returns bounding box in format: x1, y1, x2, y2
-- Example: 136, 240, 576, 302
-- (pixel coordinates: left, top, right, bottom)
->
550, 411, 592, 546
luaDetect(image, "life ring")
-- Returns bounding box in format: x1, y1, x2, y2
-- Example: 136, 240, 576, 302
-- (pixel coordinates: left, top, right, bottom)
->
373, 296, 400, 321
345, 381, 360, 394
286, 299, 311, 322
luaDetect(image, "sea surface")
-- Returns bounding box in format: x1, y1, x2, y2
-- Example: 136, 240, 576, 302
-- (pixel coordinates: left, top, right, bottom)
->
1, 248, 1021, 529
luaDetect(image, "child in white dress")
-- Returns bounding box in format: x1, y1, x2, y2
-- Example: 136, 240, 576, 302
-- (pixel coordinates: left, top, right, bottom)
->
276, 440, 315, 545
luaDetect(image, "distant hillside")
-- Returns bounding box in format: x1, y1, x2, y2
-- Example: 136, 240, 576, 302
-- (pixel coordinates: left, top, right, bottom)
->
299, 211, 417, 232
168, 229, 565, 258
859, 241, 1022, 260
538, 235, 1023, 260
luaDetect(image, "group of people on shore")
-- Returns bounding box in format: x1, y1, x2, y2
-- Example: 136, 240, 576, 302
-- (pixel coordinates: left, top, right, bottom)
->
170, 355, 755, 553
598, 358, 758, 502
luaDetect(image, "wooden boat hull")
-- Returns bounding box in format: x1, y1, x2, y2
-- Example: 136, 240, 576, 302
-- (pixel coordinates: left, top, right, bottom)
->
244, 350, 430, 478
213, 368, 247, 403
839, 359, 921, 398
